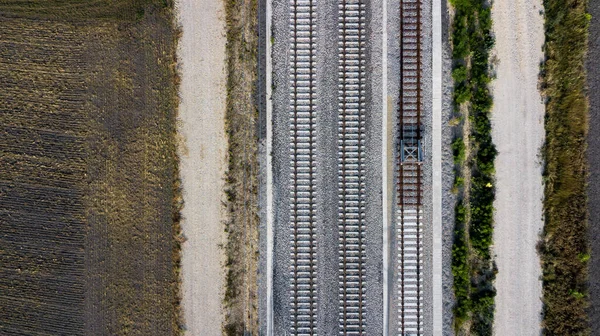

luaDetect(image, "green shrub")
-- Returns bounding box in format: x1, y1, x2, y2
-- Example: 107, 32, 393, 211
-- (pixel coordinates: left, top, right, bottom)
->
578, 253, 591, 263
452, 138, 466, 163
473, 114, 492, 138
475, 141, 497, 175
452, 64, 469, 83
454, 83, 472, 104
452, 26, 470, 58
454, 176, 465, 189
472, 86, 493, 113
452, 202, 471, 327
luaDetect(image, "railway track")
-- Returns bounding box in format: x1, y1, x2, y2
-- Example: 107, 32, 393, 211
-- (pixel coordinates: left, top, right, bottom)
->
397, 0, 424, 334
288, 0, 318, 334
338, 0, 367, 334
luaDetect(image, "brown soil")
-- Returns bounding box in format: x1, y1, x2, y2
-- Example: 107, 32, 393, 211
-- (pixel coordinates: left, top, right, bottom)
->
0, 3, 181, 335
0, 18, 89, 335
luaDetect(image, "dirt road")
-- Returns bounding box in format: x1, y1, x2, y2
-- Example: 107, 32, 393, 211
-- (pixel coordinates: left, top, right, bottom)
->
491, 0, 545, 334
176, 0, 228, 334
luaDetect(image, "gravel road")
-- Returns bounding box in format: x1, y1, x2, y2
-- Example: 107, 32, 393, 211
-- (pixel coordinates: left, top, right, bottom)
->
490, 1, 545, 334
176, 0, 228, 334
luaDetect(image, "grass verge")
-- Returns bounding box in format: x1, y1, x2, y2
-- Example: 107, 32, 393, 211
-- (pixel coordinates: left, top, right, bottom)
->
449, 0, 497, 334
540, 0, 590, 334
223, 0, 260, 334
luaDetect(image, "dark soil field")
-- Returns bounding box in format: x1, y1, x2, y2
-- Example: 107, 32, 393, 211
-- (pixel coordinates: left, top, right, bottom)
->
587, 0, 600, 333
0, 2, 181, 335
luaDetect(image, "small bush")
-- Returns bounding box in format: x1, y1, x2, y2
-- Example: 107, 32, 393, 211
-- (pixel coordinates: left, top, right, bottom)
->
578, 253, 591, 263
452, 64, 469, 82
452, 138, 466, 164
452, 203, 471, 327
454, 176, 465, 189
454, 83, 472, 104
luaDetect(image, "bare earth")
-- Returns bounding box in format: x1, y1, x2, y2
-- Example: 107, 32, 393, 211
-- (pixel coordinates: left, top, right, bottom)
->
176, 0, 228, 335
491, 0, 545, 334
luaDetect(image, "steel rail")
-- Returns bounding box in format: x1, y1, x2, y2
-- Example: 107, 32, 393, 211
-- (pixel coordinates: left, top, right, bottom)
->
289, 0, 318, 334
397, 0, 424, 334
338, 0, 367, 334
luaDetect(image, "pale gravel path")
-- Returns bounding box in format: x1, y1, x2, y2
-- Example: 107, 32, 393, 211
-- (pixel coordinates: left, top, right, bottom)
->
176, 0, 228, 335
491, 1, 545, 335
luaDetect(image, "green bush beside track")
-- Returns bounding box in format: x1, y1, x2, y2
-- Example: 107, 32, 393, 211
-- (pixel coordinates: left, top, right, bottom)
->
449, 0, 497, 334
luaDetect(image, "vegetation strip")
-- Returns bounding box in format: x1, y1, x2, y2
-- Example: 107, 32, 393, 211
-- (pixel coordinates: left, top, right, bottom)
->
540, 0, 590, 333
223, 0, 260, 334
449, 0, 497, 334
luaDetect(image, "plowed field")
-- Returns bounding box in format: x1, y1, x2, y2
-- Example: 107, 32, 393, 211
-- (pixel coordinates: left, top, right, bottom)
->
0, 2, 181, 335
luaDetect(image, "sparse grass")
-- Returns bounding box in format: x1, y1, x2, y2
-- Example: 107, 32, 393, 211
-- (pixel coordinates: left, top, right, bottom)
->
222, 0, 260, 334
540, 0, 590, 334
0, 2, 182, 335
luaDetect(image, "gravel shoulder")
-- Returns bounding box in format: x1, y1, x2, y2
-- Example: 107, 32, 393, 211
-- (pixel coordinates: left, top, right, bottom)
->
587, 0, 600, 332
490, 1, 545, 334
440, 0, 456, 333
176, 0, 228, 334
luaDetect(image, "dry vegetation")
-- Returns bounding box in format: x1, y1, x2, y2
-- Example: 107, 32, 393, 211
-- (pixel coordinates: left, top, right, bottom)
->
541, 0, 590, 334
0, 1, 182, 335
223, 0, 260, 334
